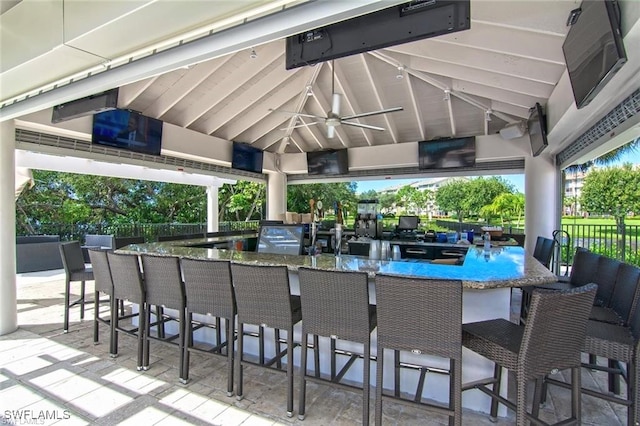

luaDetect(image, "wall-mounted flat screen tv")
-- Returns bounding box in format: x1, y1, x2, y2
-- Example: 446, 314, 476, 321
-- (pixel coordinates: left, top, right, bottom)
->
257, 224, 305, 255
528, 103, 549, 157
307, 149, 349, 175
418, 137, 475, 169
231, 142, 264, 173
562, 0, 626, 109
92, 109, 163, 156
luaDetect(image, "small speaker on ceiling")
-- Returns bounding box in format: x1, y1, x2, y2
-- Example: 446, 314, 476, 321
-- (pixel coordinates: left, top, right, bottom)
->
499, 122, 526, 140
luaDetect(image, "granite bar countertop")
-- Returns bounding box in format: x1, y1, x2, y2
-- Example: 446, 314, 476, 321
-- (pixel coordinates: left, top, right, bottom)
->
117, 238, 556, 290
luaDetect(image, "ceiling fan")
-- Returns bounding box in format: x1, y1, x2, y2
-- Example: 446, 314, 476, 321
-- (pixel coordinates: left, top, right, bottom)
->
271, 61, 403, 138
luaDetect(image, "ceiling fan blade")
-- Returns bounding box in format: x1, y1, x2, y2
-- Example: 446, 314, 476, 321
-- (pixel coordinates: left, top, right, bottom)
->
331, 93, 341, 116
327, 126, 336, 139
268, 109, 323, 120
341, 106, 403, 120
279, 122, 319, 131
340, 121, 386, 131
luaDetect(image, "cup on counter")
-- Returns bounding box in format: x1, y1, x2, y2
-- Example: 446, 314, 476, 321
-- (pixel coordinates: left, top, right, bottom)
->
369, 240, 381, 260
380, 241, 391, 260
392, 245, 401, 261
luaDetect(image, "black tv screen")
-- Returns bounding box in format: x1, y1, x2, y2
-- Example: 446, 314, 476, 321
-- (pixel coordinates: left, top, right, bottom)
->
418, 137, 475, 169
397, 215, 419, 230
562, 0, 626, 109
92, 109, 163, 156
307, 149, 349, 175
528, 103, 548, 157
231, 142, 263, 173
257, 224, 305, 255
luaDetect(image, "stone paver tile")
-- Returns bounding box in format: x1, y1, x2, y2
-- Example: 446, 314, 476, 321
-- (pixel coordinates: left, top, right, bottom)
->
44, 374, 103, 402
29, 368, 78, 388
68, 384, 134, 418
0, 383, 45, 410
212, 406, 252, 426
115, 406, 172, 426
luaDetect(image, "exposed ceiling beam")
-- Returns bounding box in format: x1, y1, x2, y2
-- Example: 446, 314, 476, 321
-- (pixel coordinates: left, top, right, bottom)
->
199, 61, 303, 134
383, 41, 564, 85
361, 54, 398, 143
331, 61, 374, 146
405, 74, 425, 141
435, 21, 566, 64
222, 70, 309, 140
176, 46, 283, 127
445, 90, 456, 136
280, 62, 324, 140
143, 54, 233, 118
451, 80, 545, 110
471, 1, 573, 36
117, 75, 159, 107
238, 98, 298, 143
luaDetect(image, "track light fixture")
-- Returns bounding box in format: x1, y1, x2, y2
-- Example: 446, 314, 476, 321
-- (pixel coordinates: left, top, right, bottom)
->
249, 48, 257, 59
443, 89, 451, 102
305, 85, 313, 97
396, 65, 405, 79
485, 109, 493, 122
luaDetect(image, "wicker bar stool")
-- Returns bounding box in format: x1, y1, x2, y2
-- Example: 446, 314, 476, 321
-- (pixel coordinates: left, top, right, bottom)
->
297, 267, 376, 425
140, 254, 187, 381
230, 263, 302, 417
374, 275, 462, 426
181, 258, 237, 395
462, 283, 597, 426
59, 241, 95, 333
106, 252, 146, 370
87, 249, 116, 354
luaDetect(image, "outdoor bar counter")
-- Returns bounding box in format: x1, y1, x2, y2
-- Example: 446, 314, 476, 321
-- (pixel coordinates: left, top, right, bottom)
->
117, 238, 557, 415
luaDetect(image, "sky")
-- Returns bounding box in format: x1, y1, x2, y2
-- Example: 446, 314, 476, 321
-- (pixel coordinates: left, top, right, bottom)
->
354, 149, 640, 195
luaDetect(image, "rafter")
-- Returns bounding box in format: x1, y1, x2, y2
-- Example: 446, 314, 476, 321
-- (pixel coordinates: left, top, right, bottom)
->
405, 74, 425, 141
331, 61, 374, 146
200, 61, 303, 135
360, 54, 398, 143
280, 63, 324, 140
143, 54, 234, 118
118, 76, 159, 108
176, 44, 284, 127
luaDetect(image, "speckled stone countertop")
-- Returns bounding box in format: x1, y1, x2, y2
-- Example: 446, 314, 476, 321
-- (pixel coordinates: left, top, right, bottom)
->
117, 237, 556, 289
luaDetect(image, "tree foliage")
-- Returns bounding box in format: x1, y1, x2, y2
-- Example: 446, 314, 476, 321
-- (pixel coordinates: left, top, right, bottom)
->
482, 193, 525, 227
465, 177, 514, 220
580, 164, 640, 231
17, 171, 272, 234
435, 180, 470, 222
287, 182, 358, 218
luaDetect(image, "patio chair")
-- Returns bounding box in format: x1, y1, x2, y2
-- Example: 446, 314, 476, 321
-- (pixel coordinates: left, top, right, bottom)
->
59, 241, 94, 333
231, 263, 301, 417
463, 283, 597, 425
297, 268, 376, 424
374, 275, 462, 426
181, 258, 237, 395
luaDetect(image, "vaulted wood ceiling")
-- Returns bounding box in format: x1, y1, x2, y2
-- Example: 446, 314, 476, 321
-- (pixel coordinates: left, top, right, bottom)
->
116, 1, 576, 154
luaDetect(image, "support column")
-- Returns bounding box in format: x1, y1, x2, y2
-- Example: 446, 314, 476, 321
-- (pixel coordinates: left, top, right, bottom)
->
266, 171, 287, 220
0, 120, 17, 335
524, 154, 560, 254
207, 186, 219, 233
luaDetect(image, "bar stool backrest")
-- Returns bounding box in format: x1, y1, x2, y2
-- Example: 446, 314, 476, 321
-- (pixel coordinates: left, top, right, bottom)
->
569, 248, 600, 286
88, 249, 113, 295
520, 283, 597, 380
298, 268, 371, 343
141, 255, 185, 309
375, 275, 462, 358
593, 255, 622, 307
107, 252, 145, 304
181, 258, 235, 319
610, 263, 640, 325
230, 263, 294, 330
533, 236, 554, 269
59, 241, 86, 275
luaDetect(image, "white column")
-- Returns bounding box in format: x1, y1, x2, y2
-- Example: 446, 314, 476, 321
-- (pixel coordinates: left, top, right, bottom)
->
206, 186, 219, 233
0, 120, 17, 335
524, 154, 560, 254
267, 171, 287, 220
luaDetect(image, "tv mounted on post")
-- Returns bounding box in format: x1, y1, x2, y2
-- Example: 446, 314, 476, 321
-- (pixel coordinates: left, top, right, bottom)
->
418, 137, 475, 169
231, 142, 264, 174
528, 103, 548, 157
92, 109, 163, 156
307, 149, 349, 175
562, 0, 627, 109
